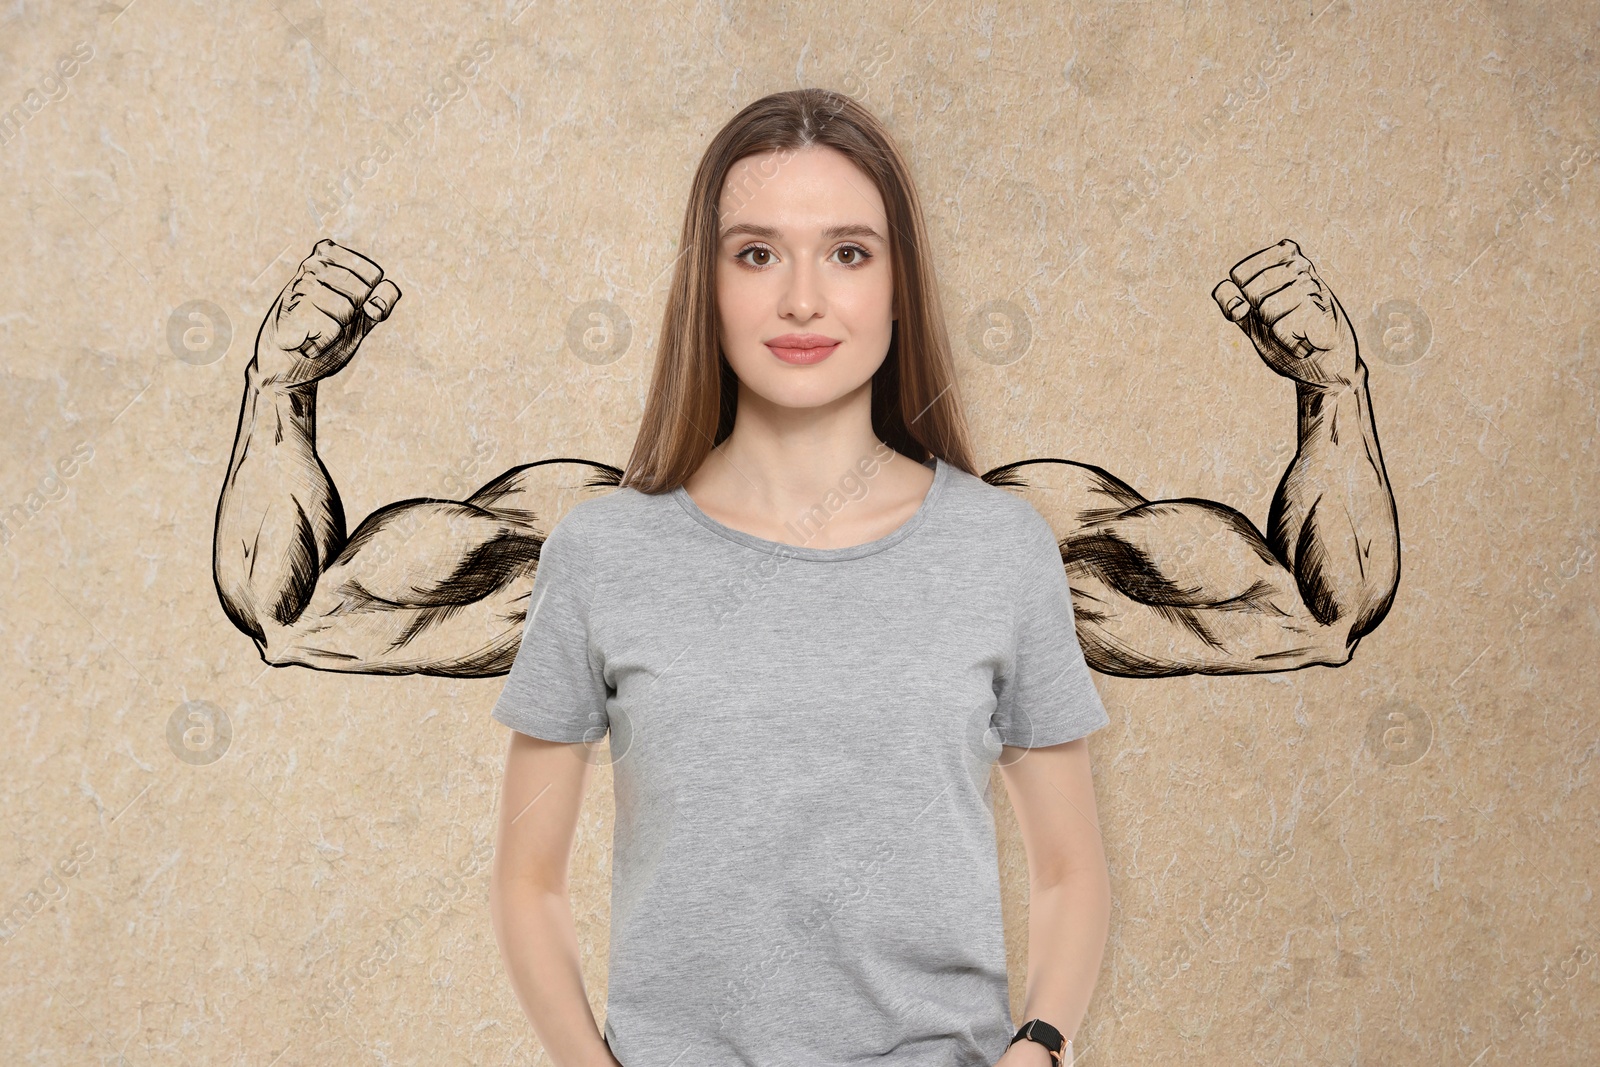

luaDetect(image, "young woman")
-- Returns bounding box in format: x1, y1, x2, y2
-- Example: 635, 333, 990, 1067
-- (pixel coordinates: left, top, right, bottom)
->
489, 88, 1110, 1067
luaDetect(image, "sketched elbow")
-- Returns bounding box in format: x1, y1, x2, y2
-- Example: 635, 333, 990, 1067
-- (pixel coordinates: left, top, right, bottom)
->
257, 621, 302, 668
1314, 623, 1357, 667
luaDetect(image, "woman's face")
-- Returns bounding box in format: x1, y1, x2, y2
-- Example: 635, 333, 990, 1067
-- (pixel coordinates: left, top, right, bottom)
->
715, 144, 895, 411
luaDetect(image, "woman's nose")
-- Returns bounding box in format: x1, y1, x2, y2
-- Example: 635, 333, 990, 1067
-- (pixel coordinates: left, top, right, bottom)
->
779, 257, 824, 319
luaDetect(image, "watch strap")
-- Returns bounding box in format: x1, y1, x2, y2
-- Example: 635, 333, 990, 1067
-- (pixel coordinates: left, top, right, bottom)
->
1008, 1018, 1069, 1064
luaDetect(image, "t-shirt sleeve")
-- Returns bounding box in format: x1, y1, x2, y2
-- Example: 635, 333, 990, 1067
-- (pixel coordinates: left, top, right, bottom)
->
490, 514, 611, 743
991, 510, 1110, 748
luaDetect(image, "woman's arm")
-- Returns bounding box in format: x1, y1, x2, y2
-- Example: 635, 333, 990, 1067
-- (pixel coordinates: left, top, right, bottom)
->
489, 731, 622, 1067
995, 738, 1111, 1065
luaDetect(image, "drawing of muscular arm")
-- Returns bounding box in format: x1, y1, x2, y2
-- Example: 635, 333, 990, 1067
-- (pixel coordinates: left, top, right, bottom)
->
995, 239, 1400, 676
213, 240, 619, 676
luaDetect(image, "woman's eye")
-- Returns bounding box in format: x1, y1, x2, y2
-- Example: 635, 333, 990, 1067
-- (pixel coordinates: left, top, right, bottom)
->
734, 243, 872, 268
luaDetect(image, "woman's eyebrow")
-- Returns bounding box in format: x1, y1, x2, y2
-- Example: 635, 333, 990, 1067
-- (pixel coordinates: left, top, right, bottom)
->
718, 222, 886, 242
822, 223, 885, 242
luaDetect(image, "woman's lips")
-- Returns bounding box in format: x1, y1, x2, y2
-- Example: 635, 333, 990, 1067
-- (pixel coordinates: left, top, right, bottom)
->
765, 340, 841, 364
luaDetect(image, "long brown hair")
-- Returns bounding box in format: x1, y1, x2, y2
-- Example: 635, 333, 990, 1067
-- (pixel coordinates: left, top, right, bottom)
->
618, 88, 977, 493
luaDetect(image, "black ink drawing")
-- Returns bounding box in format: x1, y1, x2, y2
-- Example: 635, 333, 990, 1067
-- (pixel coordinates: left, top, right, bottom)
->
214, 238, 1398, 679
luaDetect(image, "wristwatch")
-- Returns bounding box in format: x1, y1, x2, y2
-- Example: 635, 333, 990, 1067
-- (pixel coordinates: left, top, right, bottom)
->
1008, 1018, 1072, 1065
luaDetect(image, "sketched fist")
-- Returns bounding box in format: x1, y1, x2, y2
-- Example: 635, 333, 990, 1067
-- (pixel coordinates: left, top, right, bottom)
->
1211, 239, 1357, 387
254, 239, 402, 388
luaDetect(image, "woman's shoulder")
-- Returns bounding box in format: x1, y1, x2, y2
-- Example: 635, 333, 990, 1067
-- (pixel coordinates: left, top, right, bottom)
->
937, 461, 1052, 538
549, 482, 674, 552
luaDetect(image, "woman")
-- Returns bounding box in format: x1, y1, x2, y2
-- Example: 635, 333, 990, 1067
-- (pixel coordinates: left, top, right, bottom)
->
489, 88, 1110, 1067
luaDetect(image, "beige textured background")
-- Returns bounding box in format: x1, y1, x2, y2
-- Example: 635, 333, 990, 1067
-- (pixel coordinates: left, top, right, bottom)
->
3, 0, 1597, 1063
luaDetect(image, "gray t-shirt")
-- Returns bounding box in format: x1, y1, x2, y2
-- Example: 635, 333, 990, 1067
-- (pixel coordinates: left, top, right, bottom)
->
491, 456, 1110, 1066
